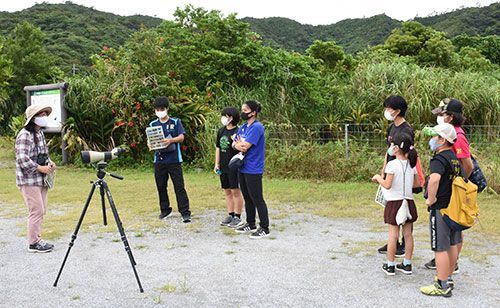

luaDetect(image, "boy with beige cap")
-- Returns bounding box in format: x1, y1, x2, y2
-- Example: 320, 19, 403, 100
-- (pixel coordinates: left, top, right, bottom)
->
420, 123, 461, 297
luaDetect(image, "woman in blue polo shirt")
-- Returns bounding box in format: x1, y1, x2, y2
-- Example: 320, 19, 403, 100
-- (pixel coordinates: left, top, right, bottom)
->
233, 100, 269, 238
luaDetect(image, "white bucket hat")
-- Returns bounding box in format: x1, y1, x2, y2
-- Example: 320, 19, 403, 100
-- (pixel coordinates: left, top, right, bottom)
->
24, 104, 52, 127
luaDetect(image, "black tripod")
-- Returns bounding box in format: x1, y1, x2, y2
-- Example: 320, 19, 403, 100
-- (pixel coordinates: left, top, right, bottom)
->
53, 162, 144, 293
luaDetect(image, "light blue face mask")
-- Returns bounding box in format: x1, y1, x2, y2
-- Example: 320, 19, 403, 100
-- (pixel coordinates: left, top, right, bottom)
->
428, 137, 442, 152
387, 146, 394, 156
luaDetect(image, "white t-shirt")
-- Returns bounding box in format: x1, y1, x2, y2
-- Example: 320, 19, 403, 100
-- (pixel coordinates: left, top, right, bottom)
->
382, 159, 416, 201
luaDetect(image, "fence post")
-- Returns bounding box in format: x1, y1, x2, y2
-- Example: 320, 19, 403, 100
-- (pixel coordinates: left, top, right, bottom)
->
344, 123, 349, 159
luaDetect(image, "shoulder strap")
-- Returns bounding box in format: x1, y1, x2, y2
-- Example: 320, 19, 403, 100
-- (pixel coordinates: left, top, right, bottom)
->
40, 131, 48, 153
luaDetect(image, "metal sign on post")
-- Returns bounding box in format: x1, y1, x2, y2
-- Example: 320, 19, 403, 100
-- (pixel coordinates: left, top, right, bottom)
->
24, 82, 69, 164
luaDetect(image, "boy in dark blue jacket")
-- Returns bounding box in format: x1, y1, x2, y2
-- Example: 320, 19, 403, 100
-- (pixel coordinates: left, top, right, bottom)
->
149, 96, 191, 223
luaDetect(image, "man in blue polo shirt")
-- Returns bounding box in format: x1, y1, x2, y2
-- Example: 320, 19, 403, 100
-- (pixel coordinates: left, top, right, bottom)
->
149, 96, 191, 223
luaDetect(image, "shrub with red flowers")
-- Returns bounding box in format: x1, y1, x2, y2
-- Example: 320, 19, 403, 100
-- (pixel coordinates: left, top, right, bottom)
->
65, 39, 212, 160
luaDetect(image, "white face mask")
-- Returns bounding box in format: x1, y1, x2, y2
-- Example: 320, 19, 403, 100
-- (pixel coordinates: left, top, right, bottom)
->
221, 116, 230, 126
155, 110, 167, 119
384, 110, 395, 121
33, 116, 49, 127
436, 116, 446, 125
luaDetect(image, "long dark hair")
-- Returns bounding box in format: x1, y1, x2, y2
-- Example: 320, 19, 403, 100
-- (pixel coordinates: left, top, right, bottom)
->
446, 111, 465, 127
24, 121, 39, 146
393, 133, 417, 167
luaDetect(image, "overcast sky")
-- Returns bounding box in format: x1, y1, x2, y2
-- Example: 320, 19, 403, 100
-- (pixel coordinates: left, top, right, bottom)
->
2, 0, 498, 25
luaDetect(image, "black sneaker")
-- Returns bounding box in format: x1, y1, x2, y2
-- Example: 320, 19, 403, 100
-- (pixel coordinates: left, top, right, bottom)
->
28, 240, 54, 253
249, 227, 270, 239
424, 258, 436, 270
182, 214, 191, 223
235, 223, 256, 233
395, 243, 405, 258
158, 209, 172, 220
453, 263, 459, 274
396, 262, 412, 275
377, 244, 388, 254
382, 263, 395, 276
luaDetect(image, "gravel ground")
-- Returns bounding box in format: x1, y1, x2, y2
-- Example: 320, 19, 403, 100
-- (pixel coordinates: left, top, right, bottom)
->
0, 207, 499, 307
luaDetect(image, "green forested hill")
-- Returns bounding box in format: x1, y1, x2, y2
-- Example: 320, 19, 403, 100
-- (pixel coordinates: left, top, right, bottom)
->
0, 2, 162, 71
0, 1, 498, 70
243, 2, 500, 53
314, 14, 401, 54
242, 14, 401, 54
415, 3, 499, 36
241, 17, 316, 51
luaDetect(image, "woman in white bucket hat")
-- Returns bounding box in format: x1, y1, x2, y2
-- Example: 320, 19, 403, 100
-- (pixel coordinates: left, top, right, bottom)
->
15, 103, 56, 253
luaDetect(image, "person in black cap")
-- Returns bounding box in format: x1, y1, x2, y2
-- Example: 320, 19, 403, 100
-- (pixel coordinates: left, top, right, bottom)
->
431, 98, 473, 177
149, 96, 191, 223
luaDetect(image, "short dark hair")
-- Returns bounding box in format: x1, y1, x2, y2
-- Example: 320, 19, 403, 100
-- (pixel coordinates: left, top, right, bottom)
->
446, 111, 465, 127
383, 95, 408, 117
243, 100, 262, 113
154, 96, 169, 109
221, 107, 240, 125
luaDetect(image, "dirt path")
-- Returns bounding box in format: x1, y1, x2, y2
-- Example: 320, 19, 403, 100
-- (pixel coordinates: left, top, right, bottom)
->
0, 209, 499, 307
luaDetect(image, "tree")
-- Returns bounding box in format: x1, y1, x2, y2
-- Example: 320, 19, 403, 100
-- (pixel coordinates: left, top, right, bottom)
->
383, 21, 455, 67
306, 40, 354, 72
0, 36, 14, 124
452, 34, 500, 65
455, 46, 493, 71
1, 21, 63, 128
417, 34, 455, 67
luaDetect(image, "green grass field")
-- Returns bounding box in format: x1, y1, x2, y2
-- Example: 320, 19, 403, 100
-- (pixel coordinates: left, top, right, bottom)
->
1, 136, 498, 245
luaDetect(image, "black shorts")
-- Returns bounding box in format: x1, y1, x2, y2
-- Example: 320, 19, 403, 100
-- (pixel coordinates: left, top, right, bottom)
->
220, 168, 239, 189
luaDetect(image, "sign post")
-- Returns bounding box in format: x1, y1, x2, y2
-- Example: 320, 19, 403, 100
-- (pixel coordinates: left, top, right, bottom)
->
24, 82, 69, 164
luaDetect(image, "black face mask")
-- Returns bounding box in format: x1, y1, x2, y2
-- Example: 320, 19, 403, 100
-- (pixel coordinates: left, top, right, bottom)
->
241, 111, 253, 120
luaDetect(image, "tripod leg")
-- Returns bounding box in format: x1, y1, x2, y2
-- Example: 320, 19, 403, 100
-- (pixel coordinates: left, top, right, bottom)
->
102, 181, 144, 293
53, 182, 97, 287
100, 185, 107, 226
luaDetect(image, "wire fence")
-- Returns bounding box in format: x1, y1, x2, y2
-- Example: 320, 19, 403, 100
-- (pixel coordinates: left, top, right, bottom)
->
207, 123, 498, 154
263, 123, 499, 158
